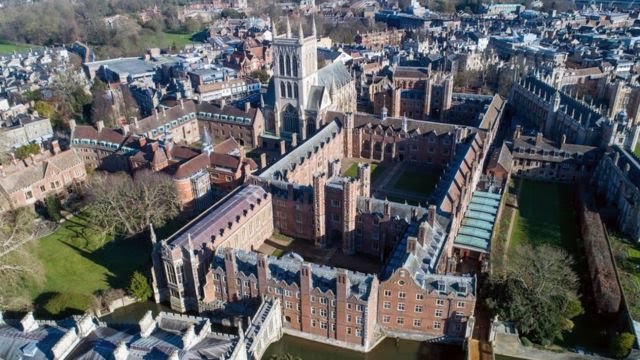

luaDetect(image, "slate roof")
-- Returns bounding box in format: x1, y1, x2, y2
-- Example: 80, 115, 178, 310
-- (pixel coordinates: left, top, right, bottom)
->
212, 249, 376, 301
351, 112, 463, 136
197, 102, 260, 126
166, 185, 270, 249
317, 61, 352, 89
132, 100, 198, 135
259, 120, 343, 181
0, 320, 68, 360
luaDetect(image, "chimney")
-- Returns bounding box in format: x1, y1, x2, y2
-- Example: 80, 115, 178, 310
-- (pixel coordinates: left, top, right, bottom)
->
113, 342, 129, 360
10, 153, 17, 165
279, 140, 286, 155
154, 109, 159, 120
428, 205, 436, 226
239, 145, 246, 159
69, 119, 77, 132
219, 98, 226, 108
535, 132, 543, 146
560, 134, 567, 147
291, 132, 298, 147
244, 101, 251, 113
513, 125, 521, 140
96, 120, 104, 133
132, 116, 139, 128
138, 311, 157, 338
180, 99, 184, 109
406, 236, 418, 255
162, 106, 166, 117
122, 124, 130, 134
29, 154, 36, 165
51, 140, 61, 155
259, 153, 267, 169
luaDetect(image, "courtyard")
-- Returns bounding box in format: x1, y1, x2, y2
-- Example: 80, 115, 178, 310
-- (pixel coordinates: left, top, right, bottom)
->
341, 159, 442, 206
502, 179, 608, 351
257, 233, 381, 274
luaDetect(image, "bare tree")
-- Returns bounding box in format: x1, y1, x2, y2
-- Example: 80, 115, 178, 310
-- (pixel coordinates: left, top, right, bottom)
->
0, 208, 44, 310
86, 170, 180, 236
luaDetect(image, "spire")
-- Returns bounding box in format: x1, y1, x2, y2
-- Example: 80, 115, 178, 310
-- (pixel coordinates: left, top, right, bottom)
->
286, 16, 292, 38
149, 223, 157, 244
201, 127, 213, 154
271, 18, 277, 38
312, 16, 317, 37
299, 22, 304, 43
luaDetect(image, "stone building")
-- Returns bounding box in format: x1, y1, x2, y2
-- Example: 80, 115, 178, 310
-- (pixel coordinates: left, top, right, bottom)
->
152, 185, 273, 312
372, 66, 453, 121
262, 17, 356, 142
0, 114, 53, 151
197, 100, 265, 148
0, 141, 86, 212
592, 146, 640, 242
507, 128, 600, 182
131, 99, 200, 144
509, 75, 640, 149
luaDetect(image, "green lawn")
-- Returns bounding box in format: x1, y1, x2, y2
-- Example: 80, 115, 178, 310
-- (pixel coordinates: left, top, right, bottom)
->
508, 180, 607, 351
634, 145, 640, 158
611, 234, 640, 319
0, 40, 34, 54
162, 32, 197, 47
344, 162, 386, 183
31, 213, 152, 317
510, 180, 577, 251
392, 168, 440, 196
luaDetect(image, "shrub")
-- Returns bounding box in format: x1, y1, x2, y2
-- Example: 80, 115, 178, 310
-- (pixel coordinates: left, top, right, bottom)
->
521, 337, 533, 347
612, 332, 635, 359
43, 292, 93, 317
15, 143, 40, 160
128, 271, 152, 301
45, 195, 62, 222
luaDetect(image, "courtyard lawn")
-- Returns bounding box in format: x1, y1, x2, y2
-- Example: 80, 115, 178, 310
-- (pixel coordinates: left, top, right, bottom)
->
31, 213, 152, 317
509, 180, 577, 251
508, 180, 607, 351
635, 145, 640, 158
344, 162, 386, 183
392, 168, 440, 196
0, 40, 34, 54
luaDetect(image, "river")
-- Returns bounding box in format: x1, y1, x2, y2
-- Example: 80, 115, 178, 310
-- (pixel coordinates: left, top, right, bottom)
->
262, 334, 465, 360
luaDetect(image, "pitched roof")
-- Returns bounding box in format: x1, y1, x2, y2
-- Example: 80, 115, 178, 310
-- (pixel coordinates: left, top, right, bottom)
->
132, 100, 198, 134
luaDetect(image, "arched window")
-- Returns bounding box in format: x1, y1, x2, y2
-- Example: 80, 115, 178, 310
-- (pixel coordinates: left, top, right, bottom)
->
280, 82, 286, 98
287, 82, 292, 98
283, 105, 298, 133
294, 83, 299, 99
279, 55, 285, 75
292, 55, 299, 77
286, 55, 291, 76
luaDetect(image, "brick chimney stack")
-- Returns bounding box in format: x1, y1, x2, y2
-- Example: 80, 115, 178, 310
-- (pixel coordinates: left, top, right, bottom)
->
51, 140, 61, 155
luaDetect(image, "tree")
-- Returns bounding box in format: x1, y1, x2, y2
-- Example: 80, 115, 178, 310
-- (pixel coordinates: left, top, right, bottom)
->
15, 143, 40, 160
85, 170, 180, 236
33, 100, 56, 118
485, 244, 583, 344
612, 332, 635, 359
128, 271, 152, 301
251, 69, 270, 84
45, 195, 62, 222
0, 208, 44, 310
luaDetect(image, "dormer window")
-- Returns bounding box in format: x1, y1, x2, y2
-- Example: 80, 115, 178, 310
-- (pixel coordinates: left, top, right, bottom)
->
459, 283, 467, 294
438, 281, 446, 292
